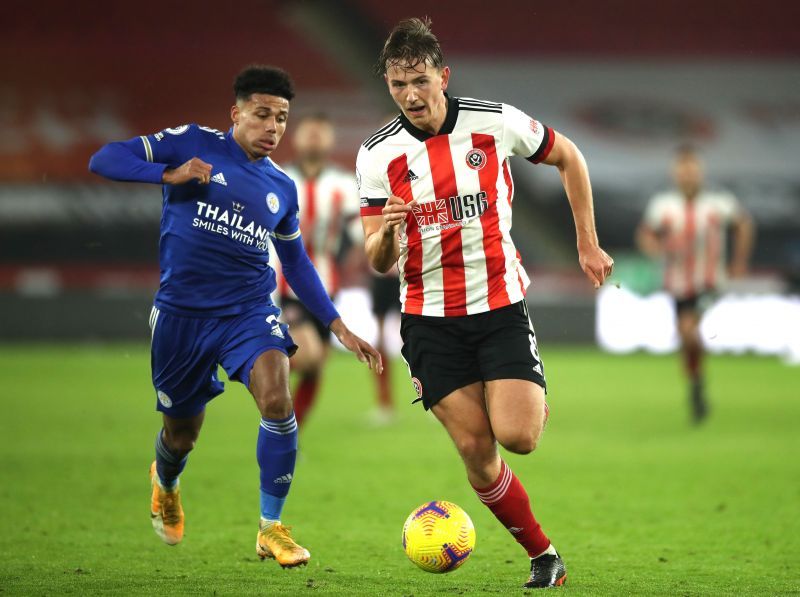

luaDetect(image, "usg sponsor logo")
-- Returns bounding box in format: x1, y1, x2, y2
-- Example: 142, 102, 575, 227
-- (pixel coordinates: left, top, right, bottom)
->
412, 192, 489, 228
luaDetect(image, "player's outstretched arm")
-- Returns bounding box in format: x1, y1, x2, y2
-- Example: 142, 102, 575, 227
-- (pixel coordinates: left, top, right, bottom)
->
89, 139, 170, 184
541, 132, 614, 289
89, 136, 212, 185
362, 195, 414, 273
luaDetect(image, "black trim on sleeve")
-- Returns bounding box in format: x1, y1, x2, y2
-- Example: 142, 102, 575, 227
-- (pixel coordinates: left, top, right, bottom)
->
527, 125, 554, 164
361, 197, 388, 208
360, 197, 389, 216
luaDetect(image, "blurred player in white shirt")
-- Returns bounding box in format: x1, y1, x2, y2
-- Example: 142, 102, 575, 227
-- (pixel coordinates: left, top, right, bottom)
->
637, 145, 754, 422
275, 113, 361, 426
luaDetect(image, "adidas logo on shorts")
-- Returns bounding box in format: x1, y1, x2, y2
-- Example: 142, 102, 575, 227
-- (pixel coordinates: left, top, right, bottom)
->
273, 473, 293, 484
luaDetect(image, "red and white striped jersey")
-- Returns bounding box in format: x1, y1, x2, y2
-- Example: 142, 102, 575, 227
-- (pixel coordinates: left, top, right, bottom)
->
273, 164, 360, 298
643, 189, 742, 299
357, 95, 554, 317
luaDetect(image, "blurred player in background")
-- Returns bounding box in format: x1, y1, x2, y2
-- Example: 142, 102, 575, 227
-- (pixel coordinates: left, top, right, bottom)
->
368, 266, 399, 424
359, 18, 613, 589
364, 114, 402, 425
89, 66, 380, 568
637, 145, 754, 423
275, 113, 361, 426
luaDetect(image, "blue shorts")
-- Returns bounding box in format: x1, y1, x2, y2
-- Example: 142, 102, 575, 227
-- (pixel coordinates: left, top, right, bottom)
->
148, 303, 297, 418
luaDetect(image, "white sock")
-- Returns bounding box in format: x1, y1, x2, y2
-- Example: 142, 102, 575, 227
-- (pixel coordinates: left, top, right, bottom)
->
532, 543, 558, 559
260, 517, 280, 528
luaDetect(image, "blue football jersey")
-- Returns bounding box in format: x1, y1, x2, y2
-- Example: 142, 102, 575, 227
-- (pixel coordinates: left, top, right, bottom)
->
140, 124, 300, 317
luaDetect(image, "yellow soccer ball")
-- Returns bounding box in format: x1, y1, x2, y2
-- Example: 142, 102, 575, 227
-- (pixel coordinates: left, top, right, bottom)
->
402, 501, 476, 573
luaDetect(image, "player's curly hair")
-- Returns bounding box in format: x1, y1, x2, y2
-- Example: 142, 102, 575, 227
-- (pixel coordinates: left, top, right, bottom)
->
376, 17, 443, 75
234, 65, 295, 101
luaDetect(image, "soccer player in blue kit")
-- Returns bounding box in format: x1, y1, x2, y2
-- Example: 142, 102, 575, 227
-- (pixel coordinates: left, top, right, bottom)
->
89, 66, 382, 568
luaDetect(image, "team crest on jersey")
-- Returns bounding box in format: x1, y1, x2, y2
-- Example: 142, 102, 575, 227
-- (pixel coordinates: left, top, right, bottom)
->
411, 377, 423, 400
266, 192, 280, 214
164, 125, 190, 136
156, 390, 173, 408
465, 148, 487, 170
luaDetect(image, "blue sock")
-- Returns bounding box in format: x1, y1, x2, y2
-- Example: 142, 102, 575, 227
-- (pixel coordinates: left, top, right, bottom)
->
155, 429, 188, 490
257, 413, 298, 522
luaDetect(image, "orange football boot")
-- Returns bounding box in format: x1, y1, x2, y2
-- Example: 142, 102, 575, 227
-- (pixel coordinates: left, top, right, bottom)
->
256, 520, 310, 567
149, 461, 184, 545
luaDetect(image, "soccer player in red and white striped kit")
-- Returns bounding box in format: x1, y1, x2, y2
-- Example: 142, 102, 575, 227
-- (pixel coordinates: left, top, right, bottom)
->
359, 19, 613, 588
637, 146, 754, 422
273, 113, 362, 426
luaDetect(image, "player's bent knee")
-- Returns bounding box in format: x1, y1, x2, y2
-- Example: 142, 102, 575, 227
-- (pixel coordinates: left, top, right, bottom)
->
501, 437, 537, 455
257, 389, 293, 419
497, 429, 540, 455
167, 431, 199, 455
453, 433, 495, 465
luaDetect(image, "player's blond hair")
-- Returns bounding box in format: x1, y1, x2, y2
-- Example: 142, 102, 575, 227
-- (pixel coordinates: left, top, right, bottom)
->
376, 17, 443, 75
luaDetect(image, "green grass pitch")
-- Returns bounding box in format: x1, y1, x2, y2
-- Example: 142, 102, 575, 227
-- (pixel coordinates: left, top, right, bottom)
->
0, 345, 798, 595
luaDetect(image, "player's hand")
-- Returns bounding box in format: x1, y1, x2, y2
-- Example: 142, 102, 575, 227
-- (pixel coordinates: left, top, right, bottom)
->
578, 242, 614, 289
382, 195, 416, 232
329, 318, 384, 374
162, 157, 213, 185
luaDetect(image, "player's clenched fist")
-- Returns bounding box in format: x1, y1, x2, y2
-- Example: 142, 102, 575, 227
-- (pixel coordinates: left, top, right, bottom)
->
162, 157, 214, 185
382, 195, 416, 231
578, 243, 614, 289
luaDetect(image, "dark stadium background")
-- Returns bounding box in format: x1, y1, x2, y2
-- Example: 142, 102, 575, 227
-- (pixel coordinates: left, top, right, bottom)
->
1, 0, 798, 348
